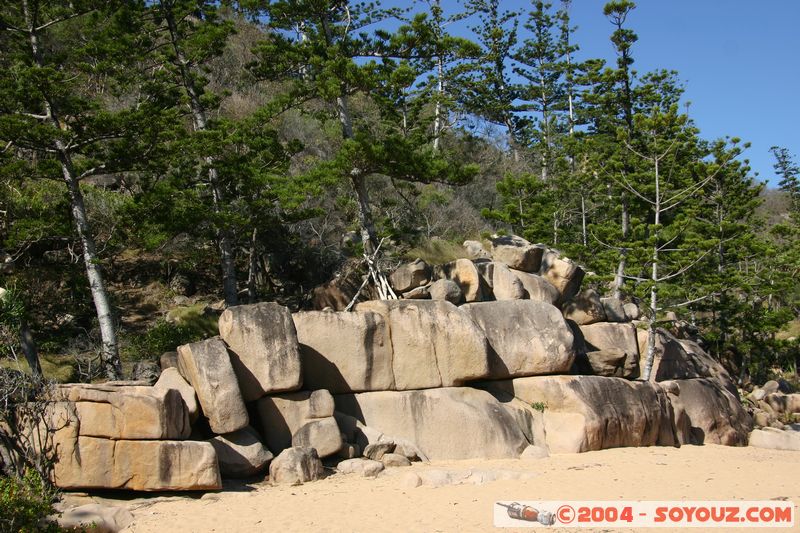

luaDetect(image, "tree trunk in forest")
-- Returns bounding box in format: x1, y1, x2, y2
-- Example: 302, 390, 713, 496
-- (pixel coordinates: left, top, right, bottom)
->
19, 318, 42, 381
22, 0, 122, 379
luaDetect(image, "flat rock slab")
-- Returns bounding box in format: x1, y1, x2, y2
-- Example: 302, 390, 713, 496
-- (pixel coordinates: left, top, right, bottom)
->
56, 504, 133, 533
219, 302, 302, 401
355, 300, 490, 389
334, 387, 529, 460
55, 437, 221, 491
749, 428, 800, 451
481, 375, 676, 453
292, 310, 394, 393
56, 383, 190, 440
178, 337, 248, 434
462, 300, 576, 379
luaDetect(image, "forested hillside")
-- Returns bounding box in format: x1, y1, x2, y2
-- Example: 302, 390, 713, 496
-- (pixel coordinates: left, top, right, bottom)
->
1, 0, 798, 385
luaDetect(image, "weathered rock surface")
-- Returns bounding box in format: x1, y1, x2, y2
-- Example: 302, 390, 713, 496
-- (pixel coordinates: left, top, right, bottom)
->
601, 297, 627, 322
154, 367, 200, 423
475, 262, 527, 300
177, 337, 248, 434
336, 458, 384, 477
623, 302, 641, 320
539, 251, 584, 303
381, 452, 411, 467
562, 290, 607, 325
402, 284, 431, 299
462, 240, 492, 260
293, 310, 394, 393
55, 436, 221, 491
209, 426, 273, 478
57, 383, 191, 440
160, 351, 179, 370
490, 235, 544, 272
576, 322, 640, 378
762, 393, 800, 415
218, 302, 302, 401
252, 389, 336, 455
269, 447, 324, 485
356, 300, 490, 389
636, 329, 730, 383
434, 258, 483, 302
481, 375, 676, 453
334, 387, 529, 460
510, 270, 560, 305
56, 504, 133, 533
428, 279, 462, 304
291, 417, 343, 458
390, 259, 431, 293
664, 378, 753, 446
462, 300, 576, 379
749, 428, 800, 451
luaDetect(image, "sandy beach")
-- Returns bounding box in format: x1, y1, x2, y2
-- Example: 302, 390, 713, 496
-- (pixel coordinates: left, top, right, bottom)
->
62, 444, 797, 532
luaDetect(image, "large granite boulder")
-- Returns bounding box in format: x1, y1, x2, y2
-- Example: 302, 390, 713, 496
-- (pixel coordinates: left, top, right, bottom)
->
562, 290, 607, 325
56, 383, 190, 440
252, 389, 340, 457
539, 251, 584, 303
55, 436, 221, 491
428, 279, 462, 304
209, 426, 273, 478
475, 262, 527, 300
575, 322, 640, 378
389, 259, 431, 294
637, 328, 731, 383
510, 270, 560, 305
489, 235, 544, 272
334, 387, 529, 460
218, 302, 302, 401
663, 378, 753, 446
154, 367, 200, 423
355, 300, 490, 389
434, 259, 483, 302
461, 301, 575, 379
292, 310, 393, 393
177, 337, 248, 434
481, 375, 676, 453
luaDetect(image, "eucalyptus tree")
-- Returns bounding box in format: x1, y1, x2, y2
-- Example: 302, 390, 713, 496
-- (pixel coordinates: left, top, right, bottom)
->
0, 0, 173, 378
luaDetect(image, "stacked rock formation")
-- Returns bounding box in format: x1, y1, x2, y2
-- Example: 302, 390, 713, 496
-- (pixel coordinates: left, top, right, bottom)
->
49, 235, 757, 491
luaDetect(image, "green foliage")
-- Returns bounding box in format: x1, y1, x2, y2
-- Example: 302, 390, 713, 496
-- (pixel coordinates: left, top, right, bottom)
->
123, 310, 216, 362
0, 470, 61, 533
530, 401, 548, 412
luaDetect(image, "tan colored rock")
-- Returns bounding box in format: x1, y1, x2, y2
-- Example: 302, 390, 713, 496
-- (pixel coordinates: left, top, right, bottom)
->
389, 259, 431, 293
539, 251, 584, 303
623, 302, 641, 320
475, 262, 526, 300
218, 302, 302, 401
293, 310, 393, 393
55, 436, 221, 491
636, 328, 731, 383
462, 240, 491, 260
209, 426, 273, 478
562, 289, 607, 325
482, 376, 676, 453
56, 504, 134, 532
577, 322, 640, 378
252, 389, 335, 454
355, 300, 490, 389
461, 300, 575, 378
381, 453, 411, 467
428, 279, 461, 304
56, 383, 190, 440
269, 447, 324, 485
337, 458, 384, 477
489, 235, 544, 272
749, 428, 800, 451
663, 378, 752, 446
160, 351, 178, 370
334, 387, 529, 460
402, 285, 431, 299
177, 337, 248, 434
434, 258, 483, 302
510, 270, 560, 305
292, 417, 343, 458
154, 367, 199, 423
601, 297, 627, 322
763, 393, 800, 415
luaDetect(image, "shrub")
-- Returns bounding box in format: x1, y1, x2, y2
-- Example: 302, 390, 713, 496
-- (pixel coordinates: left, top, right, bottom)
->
0, 470, 61, 532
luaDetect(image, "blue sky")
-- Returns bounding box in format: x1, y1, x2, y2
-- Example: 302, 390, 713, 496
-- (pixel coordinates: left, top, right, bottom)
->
423, 0, 799, 187
564, 0, 800, 188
